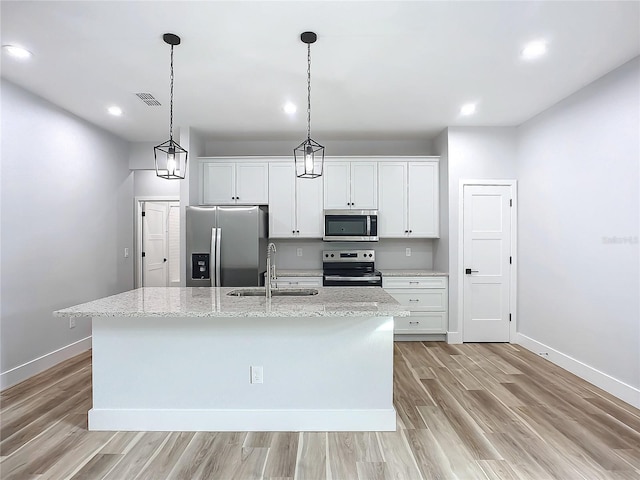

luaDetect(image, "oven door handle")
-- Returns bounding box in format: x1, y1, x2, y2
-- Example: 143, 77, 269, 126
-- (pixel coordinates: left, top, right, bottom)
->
324, 275, 382, 281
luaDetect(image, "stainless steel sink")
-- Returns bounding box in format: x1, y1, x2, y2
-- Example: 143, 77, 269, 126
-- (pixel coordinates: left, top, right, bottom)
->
227, 288, 319, 297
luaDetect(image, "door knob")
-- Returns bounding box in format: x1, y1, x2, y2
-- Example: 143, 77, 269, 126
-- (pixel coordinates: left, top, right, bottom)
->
465, 268, 478, 274
164, 258, 167, 262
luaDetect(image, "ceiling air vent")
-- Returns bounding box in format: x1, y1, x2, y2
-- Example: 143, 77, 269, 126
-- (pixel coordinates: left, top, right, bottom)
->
135, 93, 161, 106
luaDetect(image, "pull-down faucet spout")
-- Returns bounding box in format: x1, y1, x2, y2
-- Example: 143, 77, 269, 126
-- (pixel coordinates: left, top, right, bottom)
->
266, 243, 277, 298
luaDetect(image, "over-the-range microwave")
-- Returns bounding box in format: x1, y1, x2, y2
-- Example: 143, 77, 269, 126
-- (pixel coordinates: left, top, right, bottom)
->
323, 209, 379, 242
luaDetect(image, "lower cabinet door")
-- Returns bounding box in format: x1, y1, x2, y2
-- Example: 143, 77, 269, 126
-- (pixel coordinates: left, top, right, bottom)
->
395, 313, 447, 334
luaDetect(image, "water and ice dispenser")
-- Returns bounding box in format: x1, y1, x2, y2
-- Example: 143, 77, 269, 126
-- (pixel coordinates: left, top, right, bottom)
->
191, 253, 210, 279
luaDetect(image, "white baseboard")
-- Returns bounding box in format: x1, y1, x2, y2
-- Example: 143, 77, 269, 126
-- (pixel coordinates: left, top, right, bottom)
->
0, 337, 92, 391
394, 334, 446, 342
515, 333, 640, 409
447, 331, 462, 344
88, 408, 397, 432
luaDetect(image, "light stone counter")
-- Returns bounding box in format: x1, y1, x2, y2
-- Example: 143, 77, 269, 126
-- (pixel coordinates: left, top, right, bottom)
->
379, 269, 449, 277
54, 286, 408, 318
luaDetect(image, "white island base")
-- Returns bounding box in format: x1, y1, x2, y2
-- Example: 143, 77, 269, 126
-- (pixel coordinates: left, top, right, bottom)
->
90, 314, 395, 432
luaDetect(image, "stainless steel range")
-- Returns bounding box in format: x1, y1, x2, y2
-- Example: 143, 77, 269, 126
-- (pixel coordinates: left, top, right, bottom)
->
322, 249, 382, 287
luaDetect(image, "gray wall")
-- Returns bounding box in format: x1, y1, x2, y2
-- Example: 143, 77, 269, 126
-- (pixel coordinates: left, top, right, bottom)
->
133, 170, 180, 198
273, 238, 435, 271
516, 57, 640, 390
0, 79, 134, 386
204, 138, 435, 157
446, 127, 518, 335
433, 129, 449, 273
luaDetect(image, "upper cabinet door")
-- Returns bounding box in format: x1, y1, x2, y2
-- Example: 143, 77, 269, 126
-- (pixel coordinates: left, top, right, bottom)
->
351, 162, 378, 209
378, 162, 407, 237
268, 163, 296, 238
236, 163, 269, 205
202, 163, 236, 204
408, 161, 439, 237
324, 162, 351, 209
296, 176, 323, 237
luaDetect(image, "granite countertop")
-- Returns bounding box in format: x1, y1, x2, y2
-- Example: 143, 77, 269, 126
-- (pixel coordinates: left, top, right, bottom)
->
54, 287, 409, 318
379, 269, 449, 277
276, 269, 323, 277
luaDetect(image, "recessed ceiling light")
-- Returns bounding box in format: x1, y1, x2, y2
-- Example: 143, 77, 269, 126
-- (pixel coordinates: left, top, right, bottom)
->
2, 44, 33, 60
107, 106, 123, 116
460, 103, 476, 116
283, 102, 297, 115
521, 40, 547, 60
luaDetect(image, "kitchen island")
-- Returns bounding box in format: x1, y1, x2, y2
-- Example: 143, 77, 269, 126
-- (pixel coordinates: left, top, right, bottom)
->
54, 286, 408, 432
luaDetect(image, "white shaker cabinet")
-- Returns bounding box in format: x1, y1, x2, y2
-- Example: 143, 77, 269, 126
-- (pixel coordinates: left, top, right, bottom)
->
269, 162, 323, 238
201, 160, 269, 205
383, 276, 448, 335
378, 160, 439, 237
323, 161, 377, 210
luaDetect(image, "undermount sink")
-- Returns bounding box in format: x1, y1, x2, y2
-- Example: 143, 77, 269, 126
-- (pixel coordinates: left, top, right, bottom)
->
227, 288, 319, 297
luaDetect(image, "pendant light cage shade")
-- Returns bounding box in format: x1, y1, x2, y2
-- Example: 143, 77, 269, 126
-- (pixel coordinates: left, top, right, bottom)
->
295, 31, 324, 179
155, 32, 188, 180
154, 139, 188, 180
294, 137, 324, 179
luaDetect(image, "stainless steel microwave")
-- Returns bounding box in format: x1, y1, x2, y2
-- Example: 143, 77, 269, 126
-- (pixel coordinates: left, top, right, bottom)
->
323, 210, 379, 242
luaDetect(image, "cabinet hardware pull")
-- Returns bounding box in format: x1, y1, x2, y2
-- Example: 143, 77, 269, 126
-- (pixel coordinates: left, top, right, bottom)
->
409, 281, 419, 284
409, 321, 419, 325
409, 299, 419, 302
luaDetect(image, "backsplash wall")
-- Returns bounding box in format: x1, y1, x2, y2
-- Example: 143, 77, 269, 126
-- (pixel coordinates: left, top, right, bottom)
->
272, 238, 436, 270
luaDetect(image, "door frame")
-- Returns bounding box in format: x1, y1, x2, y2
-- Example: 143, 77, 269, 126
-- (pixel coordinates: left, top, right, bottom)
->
135, 196, 180, 288
457, 180, 518, 343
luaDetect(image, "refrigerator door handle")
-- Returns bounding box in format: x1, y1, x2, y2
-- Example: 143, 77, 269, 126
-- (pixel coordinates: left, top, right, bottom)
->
215, 228, 222, 287
210, 227, 217, 287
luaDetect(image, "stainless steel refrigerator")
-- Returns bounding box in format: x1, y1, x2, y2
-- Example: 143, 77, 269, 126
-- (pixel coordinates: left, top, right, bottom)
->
186, 206, 268, 287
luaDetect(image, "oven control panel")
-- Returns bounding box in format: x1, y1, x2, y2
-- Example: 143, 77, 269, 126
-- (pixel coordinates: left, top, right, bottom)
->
323, 250, 375, 262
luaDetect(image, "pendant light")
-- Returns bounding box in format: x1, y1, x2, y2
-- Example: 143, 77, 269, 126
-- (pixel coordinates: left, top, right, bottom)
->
154, 33, 188, 180
294, 31, 324, 179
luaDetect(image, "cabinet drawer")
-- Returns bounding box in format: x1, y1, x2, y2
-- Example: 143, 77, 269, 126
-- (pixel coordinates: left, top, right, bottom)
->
274, 277, 323, 287
382, 277, 447, 289
385, 289, 446, 311
395, 313, 447, 334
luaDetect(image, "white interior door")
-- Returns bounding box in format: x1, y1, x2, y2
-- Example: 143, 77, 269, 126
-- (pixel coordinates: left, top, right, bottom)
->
463, 185, 512, 342
143, 202, 168, 287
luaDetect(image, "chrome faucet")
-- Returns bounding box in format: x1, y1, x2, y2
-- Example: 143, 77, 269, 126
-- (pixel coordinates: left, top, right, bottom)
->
266, 242, 277, 298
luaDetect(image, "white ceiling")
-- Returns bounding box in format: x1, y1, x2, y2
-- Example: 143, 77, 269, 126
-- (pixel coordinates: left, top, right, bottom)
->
2, 1, 639, 143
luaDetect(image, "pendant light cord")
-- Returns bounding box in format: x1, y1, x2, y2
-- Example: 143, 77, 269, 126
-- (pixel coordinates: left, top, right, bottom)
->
169, 44, 174, 141
307, 42, 311, 141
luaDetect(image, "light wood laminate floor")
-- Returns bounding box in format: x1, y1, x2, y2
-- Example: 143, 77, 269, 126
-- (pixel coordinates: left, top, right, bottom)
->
1, 342, 639, 479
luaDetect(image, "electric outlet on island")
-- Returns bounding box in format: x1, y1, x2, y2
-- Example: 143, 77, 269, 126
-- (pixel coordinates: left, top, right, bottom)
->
297, 248, 303, 257
69, 318, 76, 329
405, 248, 411, 257
251, 366, 263, 384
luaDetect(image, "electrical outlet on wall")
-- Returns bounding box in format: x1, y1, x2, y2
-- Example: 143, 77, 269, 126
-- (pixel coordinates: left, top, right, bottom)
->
124, 248, 129, 258
405, 248, 411, 257
69, 318, 76, 329
297, 248, 303, 257
250, 366, 263, 384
